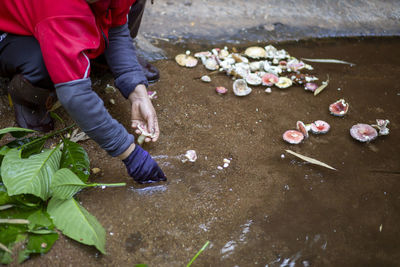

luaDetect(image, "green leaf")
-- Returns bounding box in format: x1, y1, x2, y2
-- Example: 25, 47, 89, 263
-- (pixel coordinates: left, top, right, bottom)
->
60, 140, 90, 182
6, 136, 46, 159
0, 127, 35, 140
18, 233, 58, 263
1, 148, 62, 200
0, 224, 27, 264
27, 210, 54, 231
51, 168, 126, 200
0, 184, 12, 206
51, 169, 87, 199
47, 198, 106, 254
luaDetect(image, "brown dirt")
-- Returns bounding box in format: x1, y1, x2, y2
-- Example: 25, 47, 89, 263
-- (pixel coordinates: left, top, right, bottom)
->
1, 37, 400, 266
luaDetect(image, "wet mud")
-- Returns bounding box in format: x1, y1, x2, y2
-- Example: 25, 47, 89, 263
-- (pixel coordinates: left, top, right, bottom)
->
1, 37, 400, 266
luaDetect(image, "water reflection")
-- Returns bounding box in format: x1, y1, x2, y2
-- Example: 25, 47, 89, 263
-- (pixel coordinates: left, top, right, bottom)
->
128, 184, 168, 195
266, 234, 327, 266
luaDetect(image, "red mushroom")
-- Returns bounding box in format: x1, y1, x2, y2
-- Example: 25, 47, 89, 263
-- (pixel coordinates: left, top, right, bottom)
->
296, 121, 309, 139
310, 120, 330, 134
283, 130, 305, 144
350, 123, 378, 142
329, 99, 349, 117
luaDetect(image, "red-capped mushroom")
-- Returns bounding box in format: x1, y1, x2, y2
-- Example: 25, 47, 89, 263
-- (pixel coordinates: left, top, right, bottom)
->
296, 121, 309, 139
350, 123, 378, 142
283, 130, 305, 144
329, 99, 349, 117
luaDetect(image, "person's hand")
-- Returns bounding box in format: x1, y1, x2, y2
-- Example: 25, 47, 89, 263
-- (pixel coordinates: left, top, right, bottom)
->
123, 144, 166, 184
128, 84, 160, 143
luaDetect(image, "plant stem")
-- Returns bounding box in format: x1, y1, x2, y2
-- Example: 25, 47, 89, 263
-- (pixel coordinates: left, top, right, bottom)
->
0, 242, 12, 254
186, 241, 210, 267
0, 219, 29, 224
88, 183, 127, 188
18, 124, 75, 150
0, 204, 14, 211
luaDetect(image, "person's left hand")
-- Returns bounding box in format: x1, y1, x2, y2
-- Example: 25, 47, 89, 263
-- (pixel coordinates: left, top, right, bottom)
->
129, 84, 160, 143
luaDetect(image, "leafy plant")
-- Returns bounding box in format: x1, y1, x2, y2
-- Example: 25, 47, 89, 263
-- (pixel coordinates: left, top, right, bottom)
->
0, 126, 126, 264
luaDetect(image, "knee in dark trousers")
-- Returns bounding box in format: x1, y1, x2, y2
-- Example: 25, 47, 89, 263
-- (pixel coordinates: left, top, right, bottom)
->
128, 0, 147, 39
0, 34, 53, 89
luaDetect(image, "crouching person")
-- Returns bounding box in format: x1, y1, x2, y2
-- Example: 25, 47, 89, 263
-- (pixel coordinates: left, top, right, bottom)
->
0, 0, 166, 184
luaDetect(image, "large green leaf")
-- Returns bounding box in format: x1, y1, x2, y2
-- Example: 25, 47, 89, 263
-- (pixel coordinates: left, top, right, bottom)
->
1, 148, 62, 200
47, 198, 106, 254
51, 169, 87, 199
51, 168, 125, 200
60, 139, 90, 182
0, 127, 35, 140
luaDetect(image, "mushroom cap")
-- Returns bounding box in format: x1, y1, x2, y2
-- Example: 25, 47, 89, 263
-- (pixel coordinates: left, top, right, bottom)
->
245, 73, 262, 85
244, 46, 266, 59
283, 130, 305, 144
296, 121, 309, 138
329, 99, 349, 116
310, 120, 330, 134
275, 77, 293, 89
175, 54, 198, 68
233, 79, 252, 96
216, 86, 228, 95
261, 73, 279, 86
350, 123, 378, 142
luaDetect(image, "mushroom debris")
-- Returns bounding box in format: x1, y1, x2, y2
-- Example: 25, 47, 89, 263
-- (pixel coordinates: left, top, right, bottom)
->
371, 119, 390, 136
178, 44, 322, 96
181, 150, 198, 163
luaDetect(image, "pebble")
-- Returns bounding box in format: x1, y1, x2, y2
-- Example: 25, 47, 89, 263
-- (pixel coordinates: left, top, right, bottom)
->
280, 154, 285, 159
223, 162, 229, 168
109, 99, 115, 105
217, 166, 223, 170
265, 88, 272, 94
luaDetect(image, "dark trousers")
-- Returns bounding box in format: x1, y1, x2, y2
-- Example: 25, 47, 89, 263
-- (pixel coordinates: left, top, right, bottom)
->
0, 0, 146, 89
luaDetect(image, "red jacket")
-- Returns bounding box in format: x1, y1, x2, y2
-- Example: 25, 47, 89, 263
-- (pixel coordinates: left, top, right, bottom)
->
0, 0, 136, 84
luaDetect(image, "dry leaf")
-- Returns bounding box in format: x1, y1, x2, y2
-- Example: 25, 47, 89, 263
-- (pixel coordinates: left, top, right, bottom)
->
314, 76, 330, 96
285, 149, 337, 170
301, 58, 355, 66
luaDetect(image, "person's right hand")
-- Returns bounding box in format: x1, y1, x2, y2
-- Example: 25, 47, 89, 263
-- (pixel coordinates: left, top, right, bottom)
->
129, 84, 160, 143
123, 144, 166, 184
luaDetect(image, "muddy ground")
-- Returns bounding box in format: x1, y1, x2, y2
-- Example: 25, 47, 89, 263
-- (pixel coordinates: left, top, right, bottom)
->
1, 36, 399, 266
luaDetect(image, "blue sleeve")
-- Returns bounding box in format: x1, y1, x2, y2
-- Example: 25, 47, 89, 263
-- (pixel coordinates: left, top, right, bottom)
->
105, 23, 148, 99
55, 78, 134, 157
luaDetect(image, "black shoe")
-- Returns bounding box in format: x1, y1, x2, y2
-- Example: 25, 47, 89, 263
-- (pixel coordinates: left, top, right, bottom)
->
8, 75, 55, 132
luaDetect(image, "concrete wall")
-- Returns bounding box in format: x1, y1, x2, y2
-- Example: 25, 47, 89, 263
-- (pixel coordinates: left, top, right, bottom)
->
140, 0, 400, 42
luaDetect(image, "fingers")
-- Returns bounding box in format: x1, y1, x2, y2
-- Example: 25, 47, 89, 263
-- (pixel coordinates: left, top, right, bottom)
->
146, 113, 160, 142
